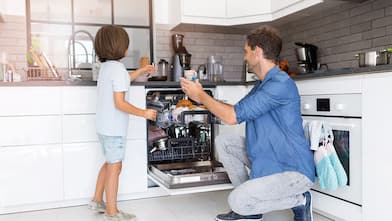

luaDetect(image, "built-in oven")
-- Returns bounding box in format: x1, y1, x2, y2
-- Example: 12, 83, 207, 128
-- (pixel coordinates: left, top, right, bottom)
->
301, 93, 362, 206
145, 88, 231, 190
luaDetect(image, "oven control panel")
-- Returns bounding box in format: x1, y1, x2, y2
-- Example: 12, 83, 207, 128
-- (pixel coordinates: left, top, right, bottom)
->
300, 93, 362, 117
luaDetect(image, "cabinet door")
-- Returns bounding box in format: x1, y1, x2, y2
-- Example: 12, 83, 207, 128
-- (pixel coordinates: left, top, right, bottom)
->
62, 86, 97, 114
119, 139, 147, 195
63, 142, 104, 200
128, 86, 147, 140
63, 140, 147, 200
0, 116, 62, 147
0, 87, 61, 116
215, 86, 247, 137
182, 0, 226, 18
226, 0, 270, 18
0, 145, 63, 207
63, 114, 98, 143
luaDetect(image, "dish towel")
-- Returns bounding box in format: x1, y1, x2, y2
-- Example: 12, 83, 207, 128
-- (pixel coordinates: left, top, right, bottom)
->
323, 124, 348, 187
304, 120, 348, 190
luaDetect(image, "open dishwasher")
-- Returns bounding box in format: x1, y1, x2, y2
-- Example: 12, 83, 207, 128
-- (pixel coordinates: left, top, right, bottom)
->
146, 89, 231, 189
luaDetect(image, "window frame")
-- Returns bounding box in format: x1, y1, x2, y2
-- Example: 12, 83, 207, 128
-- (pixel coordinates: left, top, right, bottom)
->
25, 0, 154, 70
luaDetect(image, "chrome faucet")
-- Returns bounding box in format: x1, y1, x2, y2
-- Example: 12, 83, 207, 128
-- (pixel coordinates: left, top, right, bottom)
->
67, 30, 95, 79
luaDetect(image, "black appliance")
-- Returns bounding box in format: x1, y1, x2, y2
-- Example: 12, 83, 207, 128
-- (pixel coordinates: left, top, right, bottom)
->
295, 42, 318, 73
172, 34, 192, 81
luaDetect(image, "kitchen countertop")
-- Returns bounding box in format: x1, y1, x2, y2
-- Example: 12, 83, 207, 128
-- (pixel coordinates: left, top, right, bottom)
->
0, 79, 255, 87
292, 64, 392, 80
1, 64, 392, 86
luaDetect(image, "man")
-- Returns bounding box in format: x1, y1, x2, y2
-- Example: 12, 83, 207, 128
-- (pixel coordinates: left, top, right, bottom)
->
180, 26, 315, 221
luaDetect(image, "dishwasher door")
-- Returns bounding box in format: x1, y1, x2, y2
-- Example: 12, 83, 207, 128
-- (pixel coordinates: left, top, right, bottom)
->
149, 160, 230, 189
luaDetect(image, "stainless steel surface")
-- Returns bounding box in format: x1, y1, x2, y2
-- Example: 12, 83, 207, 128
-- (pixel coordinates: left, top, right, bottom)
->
376, 50, 390, 65
295, 47, 307, 62
149, 161, 230, 189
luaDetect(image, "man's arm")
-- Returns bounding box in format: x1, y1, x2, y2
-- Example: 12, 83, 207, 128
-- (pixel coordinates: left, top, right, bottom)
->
180, 78, 237, 125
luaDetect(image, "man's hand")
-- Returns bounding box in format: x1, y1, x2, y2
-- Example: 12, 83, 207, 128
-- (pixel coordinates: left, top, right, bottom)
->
180, 78, 204, 103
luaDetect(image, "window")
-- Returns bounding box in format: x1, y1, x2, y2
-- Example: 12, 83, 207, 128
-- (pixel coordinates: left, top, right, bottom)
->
26, 0, 153, 72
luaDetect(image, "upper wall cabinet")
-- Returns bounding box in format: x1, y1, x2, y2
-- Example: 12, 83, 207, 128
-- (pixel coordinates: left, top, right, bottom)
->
167, 0, 323, 26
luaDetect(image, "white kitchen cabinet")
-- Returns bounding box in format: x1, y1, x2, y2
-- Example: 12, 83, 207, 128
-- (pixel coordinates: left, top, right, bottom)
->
226, 0, 271, 18
118, 139, 148, 195
62, 86, 97, 114
215, 85, 247, 137
361, 73, 392, 221
183, 0, 226, 18
63, 142, 104, 200
0, 115, 62, 147
166, 0, 322, 26
128, 86, 147, 140
0, 145, 63, 207
63, 139, 147, 200
63, 114, 98, 143
0, 87, 61, 116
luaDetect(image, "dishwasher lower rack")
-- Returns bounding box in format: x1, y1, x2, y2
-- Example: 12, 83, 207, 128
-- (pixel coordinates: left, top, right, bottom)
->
148, 137, 211, 162
149, 160, 231, 189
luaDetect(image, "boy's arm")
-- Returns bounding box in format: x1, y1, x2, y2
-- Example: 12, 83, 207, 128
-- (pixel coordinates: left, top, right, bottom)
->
129, 65, 155, 81
113, 91, 157, 120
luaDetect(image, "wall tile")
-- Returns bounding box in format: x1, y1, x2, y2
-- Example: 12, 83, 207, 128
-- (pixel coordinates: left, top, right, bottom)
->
277, 0, 392, 73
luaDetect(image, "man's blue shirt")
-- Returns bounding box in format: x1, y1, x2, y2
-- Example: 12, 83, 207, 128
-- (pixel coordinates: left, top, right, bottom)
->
234, 66, 315, 182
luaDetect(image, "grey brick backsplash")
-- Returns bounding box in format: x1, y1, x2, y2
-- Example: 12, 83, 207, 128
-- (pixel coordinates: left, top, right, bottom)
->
362, 27, 386, 40
386, 6, 392, 16
372, 35, 392, 47
372, 0, 392, 10
350, 3, 373, 17
372, 15, 392, 28
350, 21, 372, 34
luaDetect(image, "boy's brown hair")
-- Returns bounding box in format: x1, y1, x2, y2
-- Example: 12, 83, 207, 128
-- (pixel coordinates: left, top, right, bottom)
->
94, 25, 129, 62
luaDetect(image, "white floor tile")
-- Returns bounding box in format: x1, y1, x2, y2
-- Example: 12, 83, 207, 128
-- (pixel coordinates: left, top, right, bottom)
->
0, 190, 321, 221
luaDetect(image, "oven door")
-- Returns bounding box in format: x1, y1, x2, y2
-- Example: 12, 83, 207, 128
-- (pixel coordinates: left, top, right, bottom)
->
302, 116, 362, 206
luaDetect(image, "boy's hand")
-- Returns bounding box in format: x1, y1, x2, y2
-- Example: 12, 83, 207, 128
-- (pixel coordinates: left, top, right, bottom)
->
144, 109, 158, 121
141, 64, 155, 76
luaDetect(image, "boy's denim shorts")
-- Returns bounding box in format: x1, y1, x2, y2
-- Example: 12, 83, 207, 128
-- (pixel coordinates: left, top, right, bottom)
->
97, 133, 127, 164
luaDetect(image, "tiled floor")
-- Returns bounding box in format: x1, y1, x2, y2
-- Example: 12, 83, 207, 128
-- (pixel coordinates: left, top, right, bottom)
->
0, 190, 330, 221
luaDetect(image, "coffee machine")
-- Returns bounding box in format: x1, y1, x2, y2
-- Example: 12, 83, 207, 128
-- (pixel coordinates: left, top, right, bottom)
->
295, 42, 318, 73
172, 34, 192, 81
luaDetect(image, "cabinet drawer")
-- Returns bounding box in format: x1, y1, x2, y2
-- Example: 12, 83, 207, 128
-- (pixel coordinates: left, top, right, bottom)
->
63, 114, 146, 143
0, 87, 61, 116
0, 145, 63, 207
62, 86, 97, 114
0, 116, 62, 146
63, 114, 98, 143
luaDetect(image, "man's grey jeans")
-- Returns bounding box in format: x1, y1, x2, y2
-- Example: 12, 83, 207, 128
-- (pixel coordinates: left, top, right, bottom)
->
215, 134, 314, 216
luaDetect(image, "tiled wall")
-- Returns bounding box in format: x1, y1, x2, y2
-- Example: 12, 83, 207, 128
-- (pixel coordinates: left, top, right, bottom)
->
0, 15, 27, 71
154, 24, 246, 81
278, 0, 392, 71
